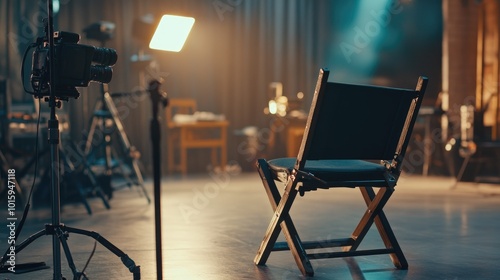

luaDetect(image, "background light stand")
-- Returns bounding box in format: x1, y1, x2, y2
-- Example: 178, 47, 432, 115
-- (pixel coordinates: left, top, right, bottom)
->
83, 22, 150, 203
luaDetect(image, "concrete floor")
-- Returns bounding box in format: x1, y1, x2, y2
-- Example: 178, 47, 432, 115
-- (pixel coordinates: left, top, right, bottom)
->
1, 172, 500, 279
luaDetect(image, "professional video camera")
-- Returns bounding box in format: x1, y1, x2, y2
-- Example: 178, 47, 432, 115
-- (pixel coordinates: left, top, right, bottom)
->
29, 27, 117, 99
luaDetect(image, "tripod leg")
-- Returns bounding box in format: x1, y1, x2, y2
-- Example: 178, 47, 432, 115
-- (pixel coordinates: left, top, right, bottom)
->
117, 159, 150, 204
131, 160, 150, 203
56, 227, 86, 280
0, 231, 49, 274
84, 101, 102, 155
0, 228, 47, 268
104, 92, 150, 203
63, 225, 141, 279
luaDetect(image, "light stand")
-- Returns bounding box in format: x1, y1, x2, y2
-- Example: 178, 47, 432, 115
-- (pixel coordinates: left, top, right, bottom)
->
0, 1, 140, 279
148, 80, 168, 280
145, 14, 194, 280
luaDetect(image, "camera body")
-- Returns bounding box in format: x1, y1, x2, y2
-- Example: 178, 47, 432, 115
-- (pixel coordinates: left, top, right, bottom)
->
30, 31, 117, 99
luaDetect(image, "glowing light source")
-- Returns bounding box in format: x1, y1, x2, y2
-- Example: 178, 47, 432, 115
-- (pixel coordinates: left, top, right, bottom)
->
149, 15, 195, 52
53, 0, 60, 14
268, 100, 277, 115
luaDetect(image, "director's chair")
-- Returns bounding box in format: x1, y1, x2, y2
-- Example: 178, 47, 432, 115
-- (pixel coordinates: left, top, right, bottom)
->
254, 68, 428, 276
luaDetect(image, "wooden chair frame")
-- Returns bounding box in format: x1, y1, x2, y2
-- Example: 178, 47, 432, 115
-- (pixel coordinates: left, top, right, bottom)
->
254, 69, 428, 276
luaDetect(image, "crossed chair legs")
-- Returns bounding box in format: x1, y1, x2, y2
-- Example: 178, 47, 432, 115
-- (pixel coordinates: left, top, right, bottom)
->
254, 159, 408, 277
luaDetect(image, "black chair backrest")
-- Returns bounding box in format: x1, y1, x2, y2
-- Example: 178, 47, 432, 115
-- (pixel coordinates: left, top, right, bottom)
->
297, 69, 427, 168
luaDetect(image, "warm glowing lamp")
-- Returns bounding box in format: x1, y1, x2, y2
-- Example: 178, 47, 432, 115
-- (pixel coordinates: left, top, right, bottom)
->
149, 15, 195, 52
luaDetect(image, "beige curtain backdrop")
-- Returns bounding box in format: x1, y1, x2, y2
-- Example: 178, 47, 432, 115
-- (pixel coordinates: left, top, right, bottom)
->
0, 0, 442, 174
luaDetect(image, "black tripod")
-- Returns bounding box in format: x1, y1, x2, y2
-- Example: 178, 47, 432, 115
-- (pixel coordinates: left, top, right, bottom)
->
0, 2, 140, 279
0, 104, 140, 279
81, 24, 149, 203
84, 83, 150, 203
0, 76, 141, 280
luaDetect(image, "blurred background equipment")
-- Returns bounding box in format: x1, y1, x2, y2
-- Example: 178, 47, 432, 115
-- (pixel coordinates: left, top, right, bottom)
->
82, 21, 150, 203
165, 98, 228, 175
264, 82, 307, 159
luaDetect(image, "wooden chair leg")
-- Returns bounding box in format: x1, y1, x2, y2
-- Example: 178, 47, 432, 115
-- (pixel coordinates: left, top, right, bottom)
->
221, 126, 227, 171
180, 145, 187, 175
360, 187, 408, 269
346, 187, 393, 252
255, 159, 314, 276
220, 145, 227, 172
210, 147, 217, 168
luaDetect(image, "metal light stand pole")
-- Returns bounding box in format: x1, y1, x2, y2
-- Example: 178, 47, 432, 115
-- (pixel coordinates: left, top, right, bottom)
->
148, 79, 168, 279
45, 1, 64, 278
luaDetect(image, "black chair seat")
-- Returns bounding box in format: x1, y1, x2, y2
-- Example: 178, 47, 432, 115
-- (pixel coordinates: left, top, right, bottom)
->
268, 157, 387, 182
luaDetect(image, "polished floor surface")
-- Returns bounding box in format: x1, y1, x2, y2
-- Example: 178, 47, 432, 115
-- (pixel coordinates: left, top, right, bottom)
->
1, 172, 500, 279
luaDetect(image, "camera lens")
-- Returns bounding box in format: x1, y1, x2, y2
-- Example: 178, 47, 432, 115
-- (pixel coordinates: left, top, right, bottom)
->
90, 65, 113, 83
92, 47, 117, 66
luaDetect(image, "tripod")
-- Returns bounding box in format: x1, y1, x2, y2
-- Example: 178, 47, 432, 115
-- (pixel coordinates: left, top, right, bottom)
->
84, 83, 150, 203
0, 3, 141, 278
0, 101, 141, 279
